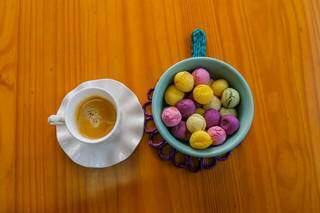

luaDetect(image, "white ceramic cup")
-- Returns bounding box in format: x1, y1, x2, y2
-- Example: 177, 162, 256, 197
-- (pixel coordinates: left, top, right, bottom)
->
48, 87, 120, 144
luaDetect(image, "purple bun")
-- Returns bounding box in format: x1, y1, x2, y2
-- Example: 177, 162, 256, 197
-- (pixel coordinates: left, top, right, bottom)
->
185, 93, 202, 108
161, 107, 182, 127
176, 99, 196, 119
220, 115, 240, 135
204, 109, 221, 128
171, 121, 188, 140
192, 68, 211, 85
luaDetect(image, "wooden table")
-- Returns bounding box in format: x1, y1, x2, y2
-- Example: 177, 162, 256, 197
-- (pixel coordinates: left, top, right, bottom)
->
1, 0, 320, 212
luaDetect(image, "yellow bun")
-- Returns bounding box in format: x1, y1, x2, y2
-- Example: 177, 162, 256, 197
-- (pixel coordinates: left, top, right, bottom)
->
174, 71, 194, 92
220, 107, 237, 117
195, 108, 205, 116
186, 113, 206, 133
203, 95, 221, 110
193, 85, 213, 104
164, 85, 185, 105
211, 79, 229, 97
189, 130, 212, 149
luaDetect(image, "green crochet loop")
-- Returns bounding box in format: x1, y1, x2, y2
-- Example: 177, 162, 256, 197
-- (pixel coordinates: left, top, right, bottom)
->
191, 29, 206, 57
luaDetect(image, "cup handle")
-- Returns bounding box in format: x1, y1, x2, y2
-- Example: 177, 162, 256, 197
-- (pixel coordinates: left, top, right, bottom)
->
48, 115, 65, 125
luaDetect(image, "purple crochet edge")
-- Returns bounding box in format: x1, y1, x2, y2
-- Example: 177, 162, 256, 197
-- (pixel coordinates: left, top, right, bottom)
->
143, 101, 152, 118
144, 116, 157, 134
171, 151, 188, 168
148, 130, 166, 148
143, 88, 232, 172
147, 88, 154, 101
157, 143, 176, 160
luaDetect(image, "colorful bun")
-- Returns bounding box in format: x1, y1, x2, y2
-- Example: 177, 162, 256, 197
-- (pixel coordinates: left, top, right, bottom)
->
161, 107, 182, 127
171, 121, 188, 140
207, 126, 226, 145
186, 113, 206, 133
193, 85, 213, 104
164, 85, 185, 106
189, 130, 212, 149
211, 79, 229, 97
176, 99, 196, 119
220, 107, 237, 117
192, 68, 211, 85
220, 115, 240, 135
204, 109, 221, 128
195, 108, 205, 116
203, 95, 221, 110
221, 88, 240, 108
174, 71, 194, 92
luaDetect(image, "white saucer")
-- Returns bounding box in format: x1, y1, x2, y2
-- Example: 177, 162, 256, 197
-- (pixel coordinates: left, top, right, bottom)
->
55, 79, 144, 168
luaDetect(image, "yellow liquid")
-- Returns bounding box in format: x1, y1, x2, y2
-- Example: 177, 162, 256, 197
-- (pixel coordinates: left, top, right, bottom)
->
76, 96, 116, 139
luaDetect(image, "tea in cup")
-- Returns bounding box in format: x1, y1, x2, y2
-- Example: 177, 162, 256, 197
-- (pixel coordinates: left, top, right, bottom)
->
48, 87, 120, 143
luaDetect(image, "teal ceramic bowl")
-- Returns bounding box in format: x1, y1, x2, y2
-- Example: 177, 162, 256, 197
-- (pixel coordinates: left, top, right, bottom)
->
152, 57, 254, 158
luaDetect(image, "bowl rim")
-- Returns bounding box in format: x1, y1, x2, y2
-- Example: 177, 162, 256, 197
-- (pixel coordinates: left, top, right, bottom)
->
152, 57, 254, 158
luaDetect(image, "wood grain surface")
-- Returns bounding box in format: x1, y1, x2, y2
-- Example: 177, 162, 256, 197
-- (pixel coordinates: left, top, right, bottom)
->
1, 0, 320, 212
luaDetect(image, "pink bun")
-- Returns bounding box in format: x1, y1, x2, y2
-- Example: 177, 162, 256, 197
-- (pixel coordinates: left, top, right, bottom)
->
161, 107, 182, 127
207, 126, 227, 145
192, 68, 211, 85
